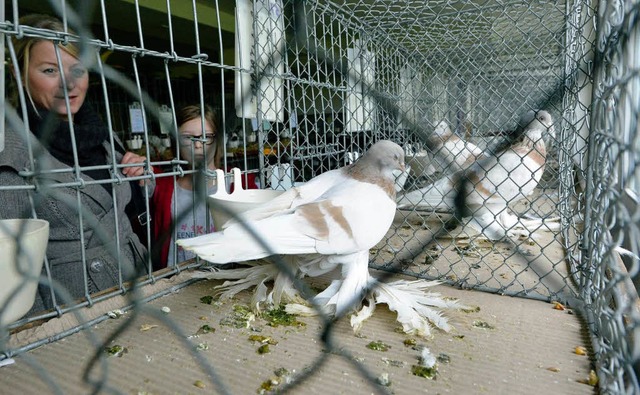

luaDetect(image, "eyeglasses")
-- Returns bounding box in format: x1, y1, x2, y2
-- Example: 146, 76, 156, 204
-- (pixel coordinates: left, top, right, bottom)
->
179, 132, 216, 145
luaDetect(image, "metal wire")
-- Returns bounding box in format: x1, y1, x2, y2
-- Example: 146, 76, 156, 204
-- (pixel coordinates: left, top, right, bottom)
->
0, 0, 638, 393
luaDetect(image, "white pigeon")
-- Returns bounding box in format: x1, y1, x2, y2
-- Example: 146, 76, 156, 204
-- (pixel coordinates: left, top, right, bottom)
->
182, 140, 465, 334
398, 110, 556, 240
179, 140, 404, 261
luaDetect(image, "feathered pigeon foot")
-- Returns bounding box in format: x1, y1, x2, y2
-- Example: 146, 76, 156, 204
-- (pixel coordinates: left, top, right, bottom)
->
193, 261, 306, 312
286, 276, 465, 338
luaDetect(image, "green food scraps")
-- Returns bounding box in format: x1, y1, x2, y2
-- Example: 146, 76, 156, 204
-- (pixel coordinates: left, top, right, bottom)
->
200, 295, 214, 305
248, 335, 278, 345
193, 380, 206, 389
263, 306, 305, 327
220, 304, 255, 328
411, 364, 437, 379
259, 378, 280, 392
366, 341, 391, 352
257, 344, 271, 354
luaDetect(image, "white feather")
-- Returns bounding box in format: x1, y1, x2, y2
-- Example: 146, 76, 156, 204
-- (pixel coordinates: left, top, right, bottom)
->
284, 275, 463, 337
420, 347, 437, 368
350, 294, 376, 333
193, 261, 304, 311
372, 279, 462, 337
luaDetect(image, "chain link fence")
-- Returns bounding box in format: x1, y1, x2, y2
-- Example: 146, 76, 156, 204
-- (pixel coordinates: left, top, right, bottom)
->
0, 0, 638, 393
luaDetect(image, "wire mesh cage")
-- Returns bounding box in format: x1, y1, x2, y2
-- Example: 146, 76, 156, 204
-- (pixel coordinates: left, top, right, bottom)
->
0, 0, 638, 393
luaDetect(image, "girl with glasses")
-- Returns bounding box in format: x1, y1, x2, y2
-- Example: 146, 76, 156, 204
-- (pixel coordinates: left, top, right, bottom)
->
151, 105, 224, 268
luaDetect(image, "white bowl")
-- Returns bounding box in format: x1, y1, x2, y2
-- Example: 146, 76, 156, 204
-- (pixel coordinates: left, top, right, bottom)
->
208, 168, 284, 228
0, 219, 49, 326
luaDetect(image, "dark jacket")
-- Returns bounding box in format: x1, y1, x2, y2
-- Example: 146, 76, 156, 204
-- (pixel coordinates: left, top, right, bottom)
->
0, 123, 151, 311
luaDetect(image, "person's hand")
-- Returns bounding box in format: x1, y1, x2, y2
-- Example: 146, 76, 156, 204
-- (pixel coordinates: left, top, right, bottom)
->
120, 152, 147, 185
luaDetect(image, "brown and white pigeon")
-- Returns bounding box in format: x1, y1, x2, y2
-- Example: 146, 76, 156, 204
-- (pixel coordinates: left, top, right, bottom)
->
179, 140, 464, 335
179, 141, 404, 314
429, 120, 485, 174
178, 140, 405, 263
398, 110, 556, 240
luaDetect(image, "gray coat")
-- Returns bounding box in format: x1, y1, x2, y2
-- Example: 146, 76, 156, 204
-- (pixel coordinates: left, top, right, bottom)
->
0, 124, 152, 311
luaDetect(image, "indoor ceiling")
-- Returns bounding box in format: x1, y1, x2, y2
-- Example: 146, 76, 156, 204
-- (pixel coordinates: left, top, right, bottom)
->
8, 0, 238, 66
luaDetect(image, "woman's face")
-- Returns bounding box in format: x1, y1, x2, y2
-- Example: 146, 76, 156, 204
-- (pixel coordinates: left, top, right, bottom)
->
26, 41, 88, 117
178, 117, 217, 167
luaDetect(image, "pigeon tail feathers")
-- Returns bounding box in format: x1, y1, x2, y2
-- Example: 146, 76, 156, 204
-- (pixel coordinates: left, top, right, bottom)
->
177, 215, 318, 264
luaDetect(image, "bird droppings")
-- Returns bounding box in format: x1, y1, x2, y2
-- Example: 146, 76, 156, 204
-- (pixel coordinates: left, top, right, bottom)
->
367, 341, 391, 352
161, 306, 171, 314
461, 305, 481, 313
437, 353, 451, 364
196, 324, 216, 335
220, 304, 255, 328
195, 343, 209, 351
248, 335, 278, 344
381, 357, 406, 368
107, 309, 124, 319
419, 347, 437, 368
377, 372, 392, 386
105, 345, 128, 357
274, 367, 291, 377
472, 320, 495, 330
403, 338, 417, 347
423, 254, 438, 265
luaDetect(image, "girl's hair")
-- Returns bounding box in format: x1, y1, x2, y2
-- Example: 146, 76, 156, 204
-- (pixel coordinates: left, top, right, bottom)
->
176, 104, 224, 169
9, 14, 81, 108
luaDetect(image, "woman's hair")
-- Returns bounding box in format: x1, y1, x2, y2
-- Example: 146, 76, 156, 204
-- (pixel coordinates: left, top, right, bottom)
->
8, 14, 81, 108
176, 104, 224, 169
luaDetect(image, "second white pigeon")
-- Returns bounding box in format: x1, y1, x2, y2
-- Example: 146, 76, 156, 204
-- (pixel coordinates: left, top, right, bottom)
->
398, 110, 556, 240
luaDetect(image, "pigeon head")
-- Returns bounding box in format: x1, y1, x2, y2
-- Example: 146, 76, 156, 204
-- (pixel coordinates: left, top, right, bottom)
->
368, 140, 405, 173
351, 140, 406, 180
518, 109, 555, 142
433, 121, 452, 138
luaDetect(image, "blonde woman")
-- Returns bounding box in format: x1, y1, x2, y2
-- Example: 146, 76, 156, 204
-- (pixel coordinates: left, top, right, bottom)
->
0, 14, 151, 310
